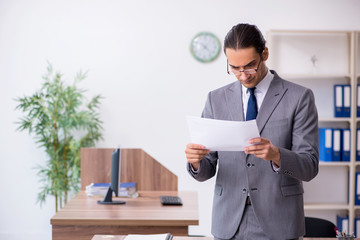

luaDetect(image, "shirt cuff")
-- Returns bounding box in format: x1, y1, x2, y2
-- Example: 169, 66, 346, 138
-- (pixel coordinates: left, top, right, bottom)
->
271, 161, 280, 173
189, 163, 200, 174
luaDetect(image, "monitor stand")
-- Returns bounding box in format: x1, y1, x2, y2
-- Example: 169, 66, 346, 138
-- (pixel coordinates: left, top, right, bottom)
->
97, 187, 126, 205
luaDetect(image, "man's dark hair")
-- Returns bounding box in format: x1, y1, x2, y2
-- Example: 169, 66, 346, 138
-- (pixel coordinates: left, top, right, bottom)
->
224, 23, 266, 55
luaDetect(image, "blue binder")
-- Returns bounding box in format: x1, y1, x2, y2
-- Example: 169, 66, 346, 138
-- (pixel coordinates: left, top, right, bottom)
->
337, 215, 349, 234
357, 84, 360, 117
319, 128, 333, 162
342, 128, 350, 162
343, 84, 351, 117
356, 172, 360, 205
334, 85, 343, 117
355, 217, 360, 238
332, 128, 341, 162
357, 129, 360, 162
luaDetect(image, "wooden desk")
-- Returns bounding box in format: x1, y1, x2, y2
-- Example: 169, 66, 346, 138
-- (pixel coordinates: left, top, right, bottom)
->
92, 236, 342, 240
51, 191, 198, 240
91, 236, 341, 240
92, 236, 213, 240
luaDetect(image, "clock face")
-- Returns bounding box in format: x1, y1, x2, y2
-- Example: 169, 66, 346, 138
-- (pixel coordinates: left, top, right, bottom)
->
190, 32, 221, 63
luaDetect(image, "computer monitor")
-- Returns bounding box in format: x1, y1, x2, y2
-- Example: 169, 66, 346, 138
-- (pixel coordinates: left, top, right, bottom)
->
97, 148, 126, 205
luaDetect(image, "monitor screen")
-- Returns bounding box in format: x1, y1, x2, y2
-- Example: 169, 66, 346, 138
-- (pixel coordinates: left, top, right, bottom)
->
111, 148, 120, 197
97, 148, 126, 205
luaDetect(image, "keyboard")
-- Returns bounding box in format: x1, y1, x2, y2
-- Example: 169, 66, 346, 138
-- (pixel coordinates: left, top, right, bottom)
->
160, 196, 183, 206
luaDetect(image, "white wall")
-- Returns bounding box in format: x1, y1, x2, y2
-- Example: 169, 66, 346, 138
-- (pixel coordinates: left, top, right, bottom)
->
1, 0, 360, 239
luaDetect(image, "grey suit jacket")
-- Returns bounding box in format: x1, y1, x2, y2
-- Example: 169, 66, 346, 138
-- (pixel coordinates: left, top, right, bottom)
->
187, 70, 319, 240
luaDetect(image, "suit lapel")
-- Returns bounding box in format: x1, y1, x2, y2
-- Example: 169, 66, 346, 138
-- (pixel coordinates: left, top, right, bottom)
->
225, 81, 245, 121
223, 73, 287, 155
225, 81, 247, 158
257, 72, 287, 134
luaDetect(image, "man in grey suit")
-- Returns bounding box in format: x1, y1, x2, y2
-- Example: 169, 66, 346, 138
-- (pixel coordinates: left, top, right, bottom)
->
185, 23, 319, 240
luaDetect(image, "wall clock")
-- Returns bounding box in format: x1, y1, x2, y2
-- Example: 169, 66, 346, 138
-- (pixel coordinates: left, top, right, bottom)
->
190, 32, 221, 63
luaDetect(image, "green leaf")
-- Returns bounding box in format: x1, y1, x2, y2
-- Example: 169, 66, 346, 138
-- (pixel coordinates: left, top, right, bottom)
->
15, 62, 103, 211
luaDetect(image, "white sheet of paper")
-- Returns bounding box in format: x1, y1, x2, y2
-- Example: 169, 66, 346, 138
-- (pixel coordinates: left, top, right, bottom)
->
186, 116, 260, 151
125, 234, 170, 240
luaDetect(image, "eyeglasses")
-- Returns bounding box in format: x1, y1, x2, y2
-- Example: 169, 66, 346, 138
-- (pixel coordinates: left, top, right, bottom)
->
227, 58, 262, 76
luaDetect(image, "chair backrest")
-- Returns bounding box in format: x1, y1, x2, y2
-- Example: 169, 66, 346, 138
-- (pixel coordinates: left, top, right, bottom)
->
304, 216, 337, 237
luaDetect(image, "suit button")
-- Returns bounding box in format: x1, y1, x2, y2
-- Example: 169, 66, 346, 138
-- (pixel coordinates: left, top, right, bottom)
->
242, 188, 247, 194
247, 163, 252, 168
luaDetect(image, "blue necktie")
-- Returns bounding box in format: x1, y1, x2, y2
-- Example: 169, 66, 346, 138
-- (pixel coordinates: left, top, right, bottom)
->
246, 87, 257, 121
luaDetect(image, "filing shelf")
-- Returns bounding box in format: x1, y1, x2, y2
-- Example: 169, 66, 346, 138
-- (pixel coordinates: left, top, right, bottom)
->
267, 30, 359, 233
305, 204, 350, 211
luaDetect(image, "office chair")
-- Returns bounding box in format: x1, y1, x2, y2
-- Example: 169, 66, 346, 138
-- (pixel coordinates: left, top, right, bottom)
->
304, 216, 337, 237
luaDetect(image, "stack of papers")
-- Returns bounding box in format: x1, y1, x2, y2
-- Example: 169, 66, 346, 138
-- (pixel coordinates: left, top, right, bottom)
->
125, 233, 172, 240
86, 182, 138, 198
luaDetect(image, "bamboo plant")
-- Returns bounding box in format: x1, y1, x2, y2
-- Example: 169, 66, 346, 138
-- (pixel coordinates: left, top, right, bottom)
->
15, 64, 103, 212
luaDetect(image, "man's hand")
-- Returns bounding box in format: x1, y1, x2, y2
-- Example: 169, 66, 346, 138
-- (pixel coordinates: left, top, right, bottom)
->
185, 143, 210, 171
244, 137, 281, 167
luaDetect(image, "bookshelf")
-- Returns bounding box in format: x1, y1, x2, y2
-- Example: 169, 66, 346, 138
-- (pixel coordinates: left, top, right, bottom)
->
267, 30, 358, 233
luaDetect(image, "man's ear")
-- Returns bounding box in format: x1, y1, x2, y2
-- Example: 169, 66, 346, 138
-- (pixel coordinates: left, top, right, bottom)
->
263, 47, 269, 61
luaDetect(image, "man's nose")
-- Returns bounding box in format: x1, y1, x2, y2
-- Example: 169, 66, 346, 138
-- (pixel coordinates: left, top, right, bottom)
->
239, 71, 250, 81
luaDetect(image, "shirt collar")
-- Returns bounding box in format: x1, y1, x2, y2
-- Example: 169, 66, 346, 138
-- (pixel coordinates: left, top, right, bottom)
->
255, 69, 274, 94
242, 68, 274, 94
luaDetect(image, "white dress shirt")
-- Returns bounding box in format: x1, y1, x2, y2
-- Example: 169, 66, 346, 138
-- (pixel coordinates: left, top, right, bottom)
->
242, 69, 274, 119
241, 69, 280, 172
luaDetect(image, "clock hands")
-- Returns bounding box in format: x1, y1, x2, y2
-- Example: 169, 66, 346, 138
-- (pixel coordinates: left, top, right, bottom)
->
191, 32, 220, 63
